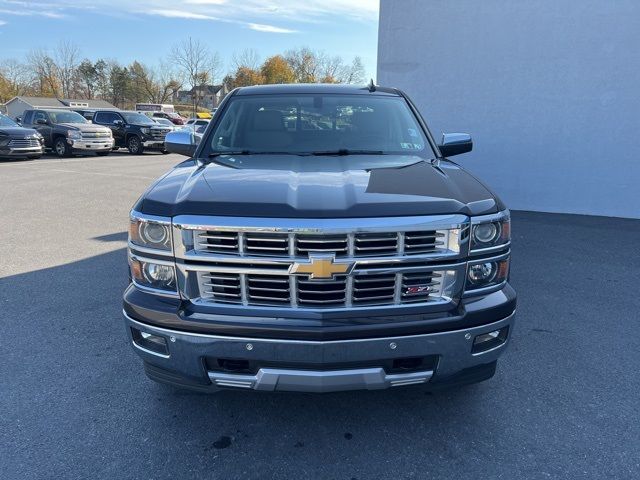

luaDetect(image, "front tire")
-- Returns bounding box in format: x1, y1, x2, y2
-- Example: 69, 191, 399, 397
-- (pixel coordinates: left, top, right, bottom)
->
54, 137, 72, 158
127, 136, 144, 155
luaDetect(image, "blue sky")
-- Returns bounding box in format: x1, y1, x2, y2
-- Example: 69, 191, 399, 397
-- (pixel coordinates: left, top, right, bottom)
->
0, 0, 379, 79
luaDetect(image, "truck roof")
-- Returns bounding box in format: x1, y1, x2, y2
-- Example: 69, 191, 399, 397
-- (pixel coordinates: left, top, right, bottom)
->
234, 83, 401, 96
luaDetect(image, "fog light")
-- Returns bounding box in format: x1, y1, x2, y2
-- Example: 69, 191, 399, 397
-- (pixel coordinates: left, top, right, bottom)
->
144, 263, 174, 283
131, 327, 169, 356
472, 327, 509, 354
130, 257, 177, 292
468, 262, 496, 284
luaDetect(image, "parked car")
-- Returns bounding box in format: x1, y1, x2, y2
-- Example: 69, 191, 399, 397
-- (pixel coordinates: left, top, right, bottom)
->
22, 109, 113, 158
185, 118, 210, 129
92, 110, 172, 155
126, 83, 515, 393
0, 113, 44, 160
149, 111, 185, 126
153, 118, 178, 131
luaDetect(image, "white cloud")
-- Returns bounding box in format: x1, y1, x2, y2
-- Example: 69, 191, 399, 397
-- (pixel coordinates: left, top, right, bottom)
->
0, 19, 6, 25
248, 23, 297, 34
0, 8, 66, 18
0, 0, 379, 27
148, 9, 219, 21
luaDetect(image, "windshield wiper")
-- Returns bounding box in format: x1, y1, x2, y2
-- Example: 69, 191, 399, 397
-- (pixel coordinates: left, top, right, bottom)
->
208, 150, 253, 158
310, 149, 386, 156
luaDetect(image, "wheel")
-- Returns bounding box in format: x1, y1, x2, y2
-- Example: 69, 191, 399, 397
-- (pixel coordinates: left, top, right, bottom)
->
161, 149, 169, 155
96, 151, 110, 157
54, 137, 72, 158
127, 136, 144, 155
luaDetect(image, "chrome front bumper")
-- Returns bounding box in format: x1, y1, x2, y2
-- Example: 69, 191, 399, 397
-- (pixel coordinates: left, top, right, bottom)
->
124, 310, 515, 393
70, 139, 114, 150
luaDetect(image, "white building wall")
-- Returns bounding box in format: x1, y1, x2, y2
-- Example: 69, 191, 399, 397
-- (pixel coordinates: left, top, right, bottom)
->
378, 0, 640, 218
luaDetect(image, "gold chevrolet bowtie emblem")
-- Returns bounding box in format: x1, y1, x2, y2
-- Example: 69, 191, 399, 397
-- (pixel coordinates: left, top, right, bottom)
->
288, 256, 354, 280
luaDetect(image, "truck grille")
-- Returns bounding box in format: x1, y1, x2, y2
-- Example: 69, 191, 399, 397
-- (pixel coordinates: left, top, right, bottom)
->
82, 131, 111, 139
197, 269, 449, 308
8, 138, 40, 148
177, 214, 467, 311
195, 230, 447, 257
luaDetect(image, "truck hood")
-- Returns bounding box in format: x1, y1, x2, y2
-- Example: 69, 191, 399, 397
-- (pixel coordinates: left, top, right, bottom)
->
140, 155, 504, 218
60, 123, 111, 133
0, 126, 39, 137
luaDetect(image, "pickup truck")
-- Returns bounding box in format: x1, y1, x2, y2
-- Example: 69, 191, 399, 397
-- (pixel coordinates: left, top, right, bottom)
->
124, 84, 516, 393
92, 110, 172, 155
22, 109, 113, 157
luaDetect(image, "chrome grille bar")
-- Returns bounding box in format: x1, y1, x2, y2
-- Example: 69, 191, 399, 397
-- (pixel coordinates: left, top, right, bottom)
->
179, 214, 469, 310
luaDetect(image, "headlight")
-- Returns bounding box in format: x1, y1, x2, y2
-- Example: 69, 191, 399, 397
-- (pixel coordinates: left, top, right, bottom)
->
0, 134, 8, 147
129, 212, 172, 251
67, 130, 82, 140
470, 211, 510, 252
141, 127, 150, 135
129, 256, 177, 293
36, 133, 45, 144
465, 257, 509, 293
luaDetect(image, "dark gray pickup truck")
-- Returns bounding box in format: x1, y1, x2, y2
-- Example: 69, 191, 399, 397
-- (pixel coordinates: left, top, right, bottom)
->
22, 109, 113, 157
124, 84, 516, 393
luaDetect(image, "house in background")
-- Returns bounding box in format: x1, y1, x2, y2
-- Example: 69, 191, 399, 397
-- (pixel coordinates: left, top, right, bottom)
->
3, 96, 117, 121
173, 85, 226, 110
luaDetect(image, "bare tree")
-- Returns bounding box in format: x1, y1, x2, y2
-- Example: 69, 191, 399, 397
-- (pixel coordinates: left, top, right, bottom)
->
170, 37, 221, 113
232, 49, 261, 71
27, 49, 60, 96
343, 56, 366, 84
0, 59, 31, 102
285, 47, 320, 83
54, 40, 81, 98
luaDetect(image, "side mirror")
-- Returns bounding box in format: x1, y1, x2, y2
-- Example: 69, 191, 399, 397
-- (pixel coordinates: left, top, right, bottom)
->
165, 129, 197, 157
113, 119, 124, 127
439, 133, 472, 157
36, 118, 47, 125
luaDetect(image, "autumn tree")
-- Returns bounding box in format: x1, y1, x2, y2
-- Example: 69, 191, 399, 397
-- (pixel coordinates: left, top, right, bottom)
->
285, 47, 319, 83
27, 49, 60, 96
261, 55, 295, 84
0, 59, 30, 102
224, 67, 265, 90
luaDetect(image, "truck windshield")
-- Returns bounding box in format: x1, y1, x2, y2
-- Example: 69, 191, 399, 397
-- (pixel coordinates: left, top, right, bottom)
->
207, 94, 434, 158
0, 115, 18, 127
48, 110, 87, 124
122, 112, 156, 125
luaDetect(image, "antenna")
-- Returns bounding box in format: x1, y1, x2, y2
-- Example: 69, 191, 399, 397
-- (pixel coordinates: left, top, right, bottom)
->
368, 78, 376, 92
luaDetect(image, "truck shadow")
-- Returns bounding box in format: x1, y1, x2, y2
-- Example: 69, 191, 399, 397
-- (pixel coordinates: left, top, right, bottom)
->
3, 211, 640, 478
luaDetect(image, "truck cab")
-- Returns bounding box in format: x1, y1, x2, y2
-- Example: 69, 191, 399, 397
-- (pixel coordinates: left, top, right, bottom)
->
92, 110, 172, 155
124, 84, 516, 393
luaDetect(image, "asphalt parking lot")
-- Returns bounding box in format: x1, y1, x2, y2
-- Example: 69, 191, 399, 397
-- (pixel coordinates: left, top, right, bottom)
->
1, 153, 639, 479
